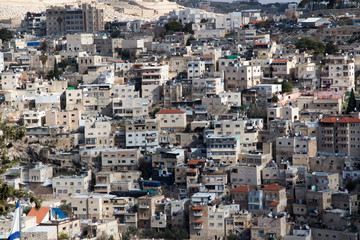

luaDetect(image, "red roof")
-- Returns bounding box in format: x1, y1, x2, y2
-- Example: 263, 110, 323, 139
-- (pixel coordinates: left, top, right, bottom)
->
156, 109, 186, 114
203, 56, 213, 59
27, 207, 51, 223
187, 159, 206, 165
231, 185, 254, 192
187, 169, 197, 173
255, 42, 270, 46
320, 116, 360, 124
192, 220, 203, 223
272, 59, 287, 63
192, 206, 203, 210
262, 183, 285, 191
269, 202, 279, 207
249, 21, 263, 24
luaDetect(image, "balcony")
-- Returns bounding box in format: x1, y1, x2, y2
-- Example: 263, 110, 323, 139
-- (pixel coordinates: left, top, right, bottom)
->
193, 211, 203, 217
193, 224, 203, 229
146, 134, 157, 139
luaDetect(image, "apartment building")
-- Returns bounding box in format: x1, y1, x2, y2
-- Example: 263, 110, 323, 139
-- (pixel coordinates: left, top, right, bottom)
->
225, 210, 252, 238
230, 185, 254, 209
306, 172, 340, 192
84, 120, 114, 149
189, 203, 233, 240
112, 97, 149, 119
52, 170, 91, 198
66, 33, 94, 52
163, 82, 183, 108
1, 72, 22, 90
215, 11, 242, 33
321, 55, 355, 91
20, 12, 47, 36
253, 84, 282, 104
252, 215, 288, 240
213, 119, 263, 153
201, 169, 228, 198
170, 199, 189, 229
94, 36, 122, 57
331, 192, 359, 215
230, 165, 263, 187
169, 9, 212, 24
80, 84, 112, 116
252, 41, 277, 60
65, 89, 83, 111
187, 61, 206, 79
224, 61, 262, 91
46, 4, 104, 36
45, 110, 80, 131
309, 155, 347, 173
318, 116, 360, 157
101, 148, 142, 171
267, 106, 300, 123
35, 94, 62, 111
271, 59, 295, 79
206, 135, 240, 165
275, 136, 317, 164
152, 149, 185, 178
125, 119, 159, 153
237, 29, 270, 44
156, 109, 187, 130
137, 195, 165, 229
239, 151, 272, 166
262, 183, 287, 214
295, 60, 318, 90
192, 77, 224, 99
72, 193, 116, 219
23, 110, 46, 127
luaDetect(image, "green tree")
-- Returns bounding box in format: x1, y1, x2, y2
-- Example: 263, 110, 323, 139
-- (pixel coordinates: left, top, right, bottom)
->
298, 0, 310, 7
325, 41, 339, 54
346, 88, 357, 113
227, 233, 239, 240
111, 30, 121, 38
0, 118, 41, 216
39, 52, 48, 78
59, 232, 71, 239
53, 60, 61, 79
184, 22, 194, 34
165, 20, 184, 33
0, 28, 13, 42
346, 180, 357, 192
271, 94, 279, 103
296, 37, 325, 53
200, 18, 208, 23
152, 108, 161, 116
58, 59, 73, 71
282, 81, 293, 93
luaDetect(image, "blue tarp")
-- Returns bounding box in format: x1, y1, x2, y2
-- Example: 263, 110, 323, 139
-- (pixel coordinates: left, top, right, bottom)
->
51, 208, 68, 219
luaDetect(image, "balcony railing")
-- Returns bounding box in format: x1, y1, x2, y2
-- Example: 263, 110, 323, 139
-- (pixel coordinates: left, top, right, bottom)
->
193, 211, 203, 217
194, 224, 203, 229
139, 205, 149, 209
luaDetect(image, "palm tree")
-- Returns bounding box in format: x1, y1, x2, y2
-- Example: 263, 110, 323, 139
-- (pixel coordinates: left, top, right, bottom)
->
57, 17, 64, 35
39, 52, 48, 79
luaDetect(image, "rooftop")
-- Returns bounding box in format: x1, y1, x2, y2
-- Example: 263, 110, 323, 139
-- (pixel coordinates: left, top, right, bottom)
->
262, 184, 285, 191
156, 109, 186, 114
320, 116, 360, 124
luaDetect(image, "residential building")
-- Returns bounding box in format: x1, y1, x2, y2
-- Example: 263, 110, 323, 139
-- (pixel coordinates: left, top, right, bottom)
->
46, 4, 104, 36
52, 170, 91, 198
